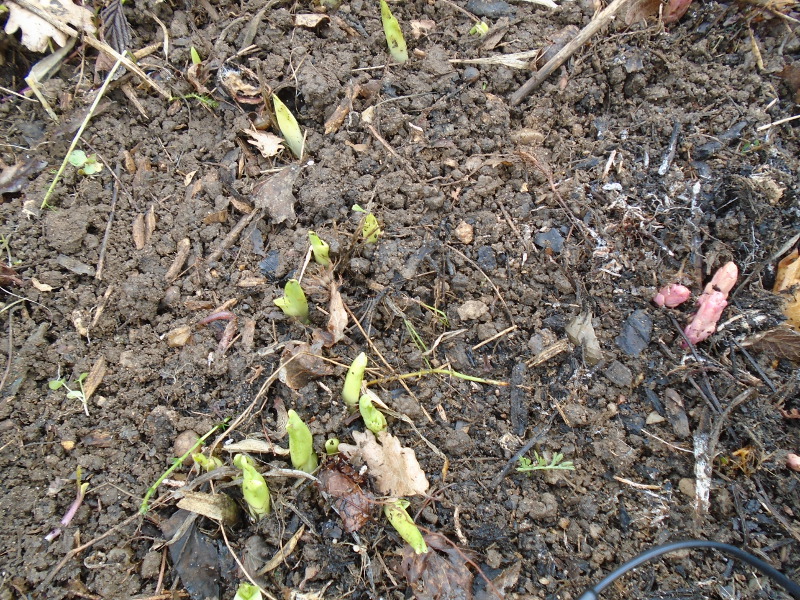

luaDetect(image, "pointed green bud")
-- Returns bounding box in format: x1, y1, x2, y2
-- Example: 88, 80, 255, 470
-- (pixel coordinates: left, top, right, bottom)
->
233, 454, 271, 519
233, 582, 262, 600
274, 279, 310, 324
192, 452, 223, 472
287, 410, 318, 473
325, 438, 340, 455
359, 393, 387, 434
342, 352, 367, 410
308, 231, 331, 267
384, 498, 427, 553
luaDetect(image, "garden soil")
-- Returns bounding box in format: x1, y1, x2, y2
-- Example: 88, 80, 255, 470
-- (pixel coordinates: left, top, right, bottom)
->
1, 0, 799, 598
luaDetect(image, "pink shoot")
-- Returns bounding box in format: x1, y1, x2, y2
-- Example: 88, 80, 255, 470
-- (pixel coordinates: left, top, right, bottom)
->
653, 284, 691, 308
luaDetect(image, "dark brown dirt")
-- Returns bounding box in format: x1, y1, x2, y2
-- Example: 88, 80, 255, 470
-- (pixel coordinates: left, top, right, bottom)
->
1, 0, 799, 598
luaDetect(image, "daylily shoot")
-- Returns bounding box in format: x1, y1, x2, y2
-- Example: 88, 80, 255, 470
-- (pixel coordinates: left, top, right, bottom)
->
308, 231, 331, 266
234, 454, 271, 519
343, 352, 367, 410
287, 409, 318, 473
380, 0, 408, 63
274, 279, 310, 324
360, 393, 387, 434
273, 94, 304, 159
384, 498, 427, 553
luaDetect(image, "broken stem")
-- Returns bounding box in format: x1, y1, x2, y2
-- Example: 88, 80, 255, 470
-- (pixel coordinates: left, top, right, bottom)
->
367, 368, 508, 387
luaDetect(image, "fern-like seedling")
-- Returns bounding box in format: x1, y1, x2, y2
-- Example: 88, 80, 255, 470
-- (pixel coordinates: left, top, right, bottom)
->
517, 451, 575, 473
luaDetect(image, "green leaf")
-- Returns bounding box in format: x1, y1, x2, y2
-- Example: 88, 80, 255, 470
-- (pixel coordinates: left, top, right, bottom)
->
234, 454, 271, 519
76, 372, 89, 383
67, 150, 87, 168
233, 583, 262, 600
308, 231, 331, 267
272, 94, 304, 159
66, 390, 83, 400
48, 379, 65, 390
359, 393, 387, 434
80, 157, 103, 176
380, 0, 408, 63
273, 279, 310, 324
469, 21, 489, 36
190, 46, 202, 65
363, 213, 382, 243
342, 352, 367, 410
352, 204, 365, 213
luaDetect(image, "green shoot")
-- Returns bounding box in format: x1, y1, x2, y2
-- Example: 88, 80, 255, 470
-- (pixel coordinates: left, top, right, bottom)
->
234, 454, 271, 519
286, 410, 318, 473
192, 452, 223, 472
325, 438, 340, 455
233, 583, 262, 600
49, 372, 90, 416
67, 150, 103, 176
469, 21, 489, 36
359, 393, 387, 434
169, 93, 220, 109
363, 213, 382, 243
380, 0, 408, 63
403, 318, 432, 369
416, 300, 449, 327
366, 368, 508, 387
517, 451, 575, 473
384, 498, 427, 553
190, 46, 202, 65
140, 419, 229, 514
308, 231, 331, 267
274, 279, 310, 324
343, 352, 367, 410
273, 94, 304, 159
42, 57, 122, 208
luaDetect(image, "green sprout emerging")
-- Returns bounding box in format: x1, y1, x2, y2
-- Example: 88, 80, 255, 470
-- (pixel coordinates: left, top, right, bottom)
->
233, 583, 262, 600
49, 372, 90, 416
352, 204, 382, 244
190, 46, 202, 65
517, 451, 575, 473
380, 0, 408, 63
192, 452, 223, 472
234, 454, 271, 520
287, 410, 318, 473
359, 393, 387, 434
469, 21, 489, 36
343, 352, 367, 410
274, 279, 310, 324
273, 94, 304, 159
67, 150, 103, 176
384, 498, 427, 554
308, 231, 331, 267
325, 438, 340, 455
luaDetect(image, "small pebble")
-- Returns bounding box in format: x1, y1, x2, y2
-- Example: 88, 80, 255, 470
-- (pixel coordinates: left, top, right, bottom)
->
476, 246, 497, 270
457, 300, 489, 320
462, 66, 480, 83
679, 478, 696, 498
454, 220, 474, 244
645, 411, 665, 425
604, 360, 633, 387
173, 430, 200, 463
615, 309, 653, 356
534, 228, 565, 253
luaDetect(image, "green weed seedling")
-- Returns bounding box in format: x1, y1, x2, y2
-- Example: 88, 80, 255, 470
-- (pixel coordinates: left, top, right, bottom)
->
352, 204, 382, 243
517, 451, 575, 473
67, 150, 103, 176
49, 372, 89, 416
287, 410, 318, 473
308, 231, 331, 267
170, 93, 219, 109
273, 94, 304, 159
469, 21, 489, 36
343, 352, 367, 411
233, 583, 262, 600
190, 46, 203, 65
384, 498, 427, 554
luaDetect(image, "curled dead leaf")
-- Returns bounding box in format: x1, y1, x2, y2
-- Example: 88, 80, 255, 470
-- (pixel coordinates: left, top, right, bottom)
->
253, 164, 301, 225
244, 129, 285, 158
294, 13, 330, 28
401, 532, 474, 600
317, 454, 374, 533
177, 491, 240, 525
339, 430, 429, 497
279, 341, 334, 389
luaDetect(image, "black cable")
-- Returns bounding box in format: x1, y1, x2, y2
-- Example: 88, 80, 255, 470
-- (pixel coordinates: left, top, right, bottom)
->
577, 540, 800, 600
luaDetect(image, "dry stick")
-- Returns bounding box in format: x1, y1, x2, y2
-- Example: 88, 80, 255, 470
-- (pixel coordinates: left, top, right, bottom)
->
491, 414, 555, 488
219, 526, 279, 600
509, 0, 636, 105
205, 208, 263, 265
0, 306, 15, 394
693, 388, 757, 525
95, 165, 120, 280
366, 124, 422, 182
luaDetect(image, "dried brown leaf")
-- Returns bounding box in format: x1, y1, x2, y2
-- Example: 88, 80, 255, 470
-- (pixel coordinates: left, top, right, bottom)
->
317, 455, 374, 533
222, 439, 290, 456
132, 214, 146, 249
743, 326, 800, 363
244, 129, 285, 158
339, 430, 429, 497
202, 209, 228, 224
410, 19, 436, 39
4, 0, 95, 53
219, 69, 262, 104
252, 164, 301, 225
401, 533, 473, 600
775, 249, 800, 292
0, 265, 24, 287
100, 0, 132, 54
82, 356, 106, 402
165, 238, 191, 283
279, 341, 334, 389
0, 158, 46, 196
294, 13, 330, 28
177, 491, 240, 526
326, 281, 348, 346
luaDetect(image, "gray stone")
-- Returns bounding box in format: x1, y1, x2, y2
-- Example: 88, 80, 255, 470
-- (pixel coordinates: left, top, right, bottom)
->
604, 360, 633, 387
615, 309, 653, 356
534, 228, 564, 253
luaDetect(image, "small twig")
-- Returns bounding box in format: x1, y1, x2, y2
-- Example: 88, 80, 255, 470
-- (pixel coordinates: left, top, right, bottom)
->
509, 0, 636, 105
447, 244, 515, 323
205, 208, 263, 265
0, 305, 15, 394
757, 113, 800, 131
366, 368, 508, 387
613, 476, 661, 490
472, 324, 517, 351
658, 121, 681, 176
366, 124, 422, 182
220, 526, 279, 600
95, 165, 120, 280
